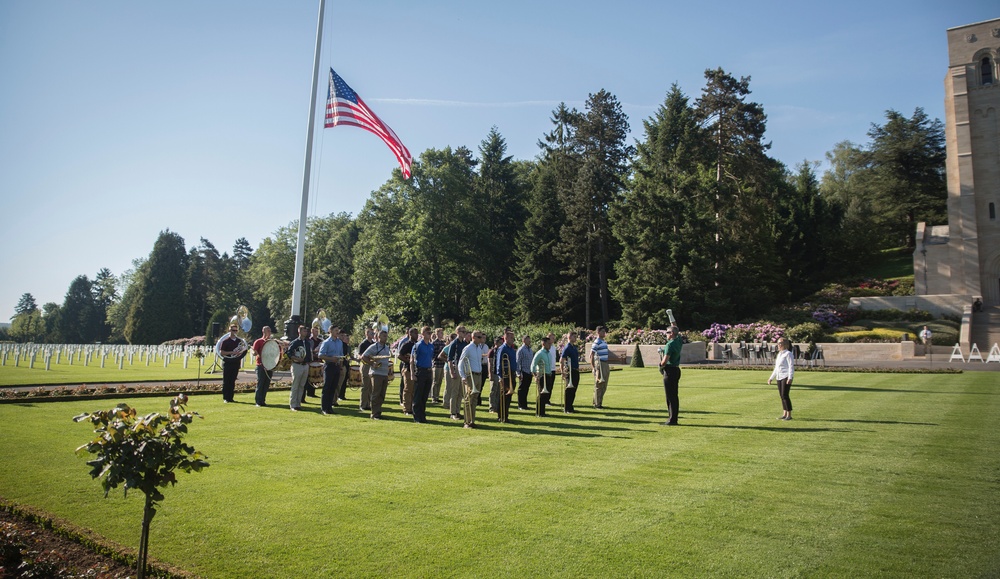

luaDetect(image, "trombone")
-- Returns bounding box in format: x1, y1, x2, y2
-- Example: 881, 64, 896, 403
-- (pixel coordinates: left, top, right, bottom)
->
560, 356, 570, 410
461, 357, 475, 425
534, 354, 550, 418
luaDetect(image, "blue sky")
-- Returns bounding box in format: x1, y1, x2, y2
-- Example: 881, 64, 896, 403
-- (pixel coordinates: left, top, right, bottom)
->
0, 1, 995, 323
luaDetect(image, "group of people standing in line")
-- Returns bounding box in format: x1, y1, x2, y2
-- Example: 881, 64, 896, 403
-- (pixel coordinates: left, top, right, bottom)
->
224, 321, 796, 426
237, 324, 615, 428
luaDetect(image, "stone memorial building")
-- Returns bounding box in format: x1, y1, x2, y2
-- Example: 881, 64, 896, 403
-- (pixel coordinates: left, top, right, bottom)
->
916, 17, 1000, 308
855, 18, 999, 352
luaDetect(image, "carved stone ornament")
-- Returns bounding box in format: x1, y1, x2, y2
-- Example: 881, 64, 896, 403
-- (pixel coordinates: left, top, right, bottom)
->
966, 33, 977, 42
992, 28, 1000, 38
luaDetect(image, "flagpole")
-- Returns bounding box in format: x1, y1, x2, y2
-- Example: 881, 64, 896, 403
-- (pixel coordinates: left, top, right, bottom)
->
285, 0, 326, 340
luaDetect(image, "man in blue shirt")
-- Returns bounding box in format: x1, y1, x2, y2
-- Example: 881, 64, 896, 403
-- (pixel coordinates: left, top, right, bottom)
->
515, 335, 534, 411
318, 325, 345, 415
410, 326, 436, 423
495, 331, 518, 423
561, 331, 580, 413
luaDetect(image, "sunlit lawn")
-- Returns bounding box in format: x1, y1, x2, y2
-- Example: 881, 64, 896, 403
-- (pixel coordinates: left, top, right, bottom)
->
0, 354, 230, 386
1, 368, 997, 577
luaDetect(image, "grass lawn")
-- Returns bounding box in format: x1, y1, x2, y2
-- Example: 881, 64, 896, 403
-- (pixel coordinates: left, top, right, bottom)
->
866, 247, 915, 281
0, 355, 226, 386
1, 368, 997, 577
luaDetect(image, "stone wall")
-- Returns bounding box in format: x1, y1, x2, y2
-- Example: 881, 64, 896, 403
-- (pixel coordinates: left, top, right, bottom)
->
707, 341, 917, 362
849, 294, 973, 318
587, 342, 707, 366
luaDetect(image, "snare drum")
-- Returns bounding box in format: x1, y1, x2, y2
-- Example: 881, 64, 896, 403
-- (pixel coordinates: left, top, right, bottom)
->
308, 362, 324, 385
348, 366, 362, 389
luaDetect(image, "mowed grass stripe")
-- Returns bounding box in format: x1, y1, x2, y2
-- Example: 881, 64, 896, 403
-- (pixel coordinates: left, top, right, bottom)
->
1, 368, 998, 577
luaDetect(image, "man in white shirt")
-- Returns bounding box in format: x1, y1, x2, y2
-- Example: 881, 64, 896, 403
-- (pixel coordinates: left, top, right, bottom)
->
459, 331, 488, 429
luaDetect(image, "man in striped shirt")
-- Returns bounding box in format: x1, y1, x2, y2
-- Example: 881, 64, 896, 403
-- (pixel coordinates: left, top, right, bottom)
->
590, 326, 610, 409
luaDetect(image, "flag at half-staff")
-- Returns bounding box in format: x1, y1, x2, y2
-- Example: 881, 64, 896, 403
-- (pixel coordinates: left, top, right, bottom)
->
325, 67, 413, 179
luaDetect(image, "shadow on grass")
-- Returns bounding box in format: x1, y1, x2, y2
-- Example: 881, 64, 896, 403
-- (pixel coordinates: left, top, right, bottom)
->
678, 423, 869, 433
817, 418, 938, 426
795, 384, 1000, 395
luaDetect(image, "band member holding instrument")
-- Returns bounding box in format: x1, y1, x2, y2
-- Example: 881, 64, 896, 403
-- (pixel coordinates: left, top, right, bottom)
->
531, 336, 556, 417
252, 326, 274, 407
446, 327, 469, 420
590, 325, 611, 409
287, 325, 314, 411
487, 336, 503, 413
398, 327, 418, 415
459, 330, 487, 428
218, 324, 246, 403
561, 331, 581, 413
410, 326, 435, 423
440, 331, 460, 419
394, 328, 413, 407
337, 329, 352, 402
302, 326, 321, 399
431, 327, 447, 405
356, 327, 375, 412
496, 332, 517, 423
318, 325, 345, 415
660, 326, 683, 426
362, 329, 392, 420
515, 334, 534, 411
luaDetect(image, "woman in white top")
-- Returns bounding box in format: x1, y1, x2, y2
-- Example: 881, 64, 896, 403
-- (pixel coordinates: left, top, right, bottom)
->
767, 338, 795, 421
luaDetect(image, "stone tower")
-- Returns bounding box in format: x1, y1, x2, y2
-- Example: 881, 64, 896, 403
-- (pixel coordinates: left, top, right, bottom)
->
915, 18, 1000, 307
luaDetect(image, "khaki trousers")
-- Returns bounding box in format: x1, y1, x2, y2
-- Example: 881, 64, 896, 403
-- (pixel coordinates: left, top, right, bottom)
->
593, 360, 610, 407
370, 374, 388, 418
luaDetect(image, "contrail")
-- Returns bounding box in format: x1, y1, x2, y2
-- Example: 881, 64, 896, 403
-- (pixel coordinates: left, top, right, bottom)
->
371, 98, 579, 108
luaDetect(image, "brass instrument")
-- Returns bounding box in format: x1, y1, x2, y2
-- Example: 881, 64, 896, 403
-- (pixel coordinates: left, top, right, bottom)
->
313, 308, 331, 334
218, 305, 252, 366
535, 369, 541, 417
560, 356, 570, 408
220, 336, 249, 360
461, 357, 474, 424
499, 355, 513, 423
231, 305, 252, 334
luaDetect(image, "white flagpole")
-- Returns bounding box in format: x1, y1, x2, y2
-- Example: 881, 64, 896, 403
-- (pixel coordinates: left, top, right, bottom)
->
286, 0, 326, 339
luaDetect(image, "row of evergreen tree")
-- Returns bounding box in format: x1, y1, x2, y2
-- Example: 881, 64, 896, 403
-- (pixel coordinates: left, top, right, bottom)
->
4, 68, 946, 344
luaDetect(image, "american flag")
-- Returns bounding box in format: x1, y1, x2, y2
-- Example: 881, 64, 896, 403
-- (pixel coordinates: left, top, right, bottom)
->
325, 68, 413, 179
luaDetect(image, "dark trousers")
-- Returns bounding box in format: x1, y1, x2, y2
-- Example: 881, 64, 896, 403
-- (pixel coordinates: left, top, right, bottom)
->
222, 361, 240, 401
321, 363, 341, 413
517, 371, 533, 408
663, 365, 681, 424
565, 369, 580, 411
413, 367, 433, 422
338, 364, 351, 399
254, 365, 272, 406
536, 373, 552, 417
498, 373, 514, 420
776, 378, 792, 412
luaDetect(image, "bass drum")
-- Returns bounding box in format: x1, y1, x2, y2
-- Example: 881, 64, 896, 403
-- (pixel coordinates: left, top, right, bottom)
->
260, 339, 282, 371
